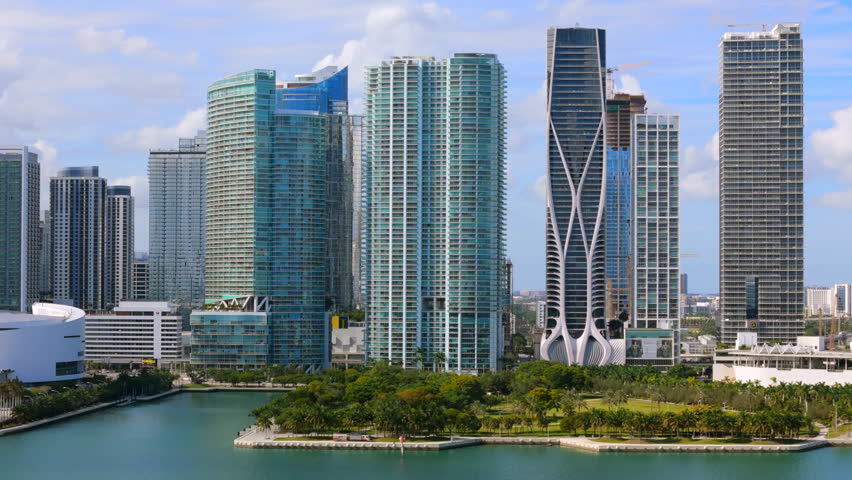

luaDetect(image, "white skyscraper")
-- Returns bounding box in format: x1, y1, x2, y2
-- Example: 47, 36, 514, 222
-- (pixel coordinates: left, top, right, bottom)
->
105, 186, 134, 308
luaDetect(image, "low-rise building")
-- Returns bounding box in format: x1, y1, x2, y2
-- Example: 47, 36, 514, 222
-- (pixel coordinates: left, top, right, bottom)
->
0, 303, 85, 383
190, 296, 269, 369
331, 323, 365, 369
714, 337, 852, 386
85, 301, 182, 366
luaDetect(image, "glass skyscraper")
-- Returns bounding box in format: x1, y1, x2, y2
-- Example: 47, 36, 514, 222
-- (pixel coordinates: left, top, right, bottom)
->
362, 54, 507, 373
541, 27, 614, 366
197, 67, 354, 370
719, 23, 804, 344
0, 146, 39, 312
148, 132, 206, 314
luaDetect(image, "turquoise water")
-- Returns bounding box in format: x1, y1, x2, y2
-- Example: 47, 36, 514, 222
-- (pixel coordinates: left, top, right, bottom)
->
0, 391, 849, 480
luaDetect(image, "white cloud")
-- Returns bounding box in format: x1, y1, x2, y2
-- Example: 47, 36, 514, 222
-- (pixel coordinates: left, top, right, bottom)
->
33, 140, 58, 209
110, 175, 151, 253
110, 108, 206, 152
111, 175, 150, 209
811, 103, 852, 181
74, 26, 153, 56
525, 174, 549, 202
680, 132, 719, 200
312, 2, 456, 100
816, 190, 852, 210
615, 73, 642, 95
483, 9, 511, 22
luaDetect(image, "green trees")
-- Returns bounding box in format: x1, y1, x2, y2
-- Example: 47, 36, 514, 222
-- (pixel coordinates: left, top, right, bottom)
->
8, 369, 176, 425
243, 361, 851, 441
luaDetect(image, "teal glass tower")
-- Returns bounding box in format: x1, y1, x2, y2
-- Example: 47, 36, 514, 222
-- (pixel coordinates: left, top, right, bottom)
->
0, 146, 39, 312
196, 67, 354, 370
362, 54, 507, 373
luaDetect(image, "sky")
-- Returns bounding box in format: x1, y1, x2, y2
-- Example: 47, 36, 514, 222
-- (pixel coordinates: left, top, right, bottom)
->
1, 0, 852, 293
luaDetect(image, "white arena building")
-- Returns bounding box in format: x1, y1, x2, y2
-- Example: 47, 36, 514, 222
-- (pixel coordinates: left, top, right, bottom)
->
0, 303, 85, 383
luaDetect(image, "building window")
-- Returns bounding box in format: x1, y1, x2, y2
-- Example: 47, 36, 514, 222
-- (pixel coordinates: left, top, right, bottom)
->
746, 277, 759, 320
55, 360, 84, 376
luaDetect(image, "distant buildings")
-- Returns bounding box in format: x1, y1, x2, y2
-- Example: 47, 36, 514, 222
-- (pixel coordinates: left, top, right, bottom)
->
834, 284, 852, 317
148, 131, 206, 309
0, 303, 85, 383
362, 54, 507, 373
50, 167, 107, 311
541, 27, 612, 366
86, 301, 182, 365
806, 287, 832, 316
132, 259, 149, 300
37, 210, 51, 300
105, 185, 134, 308
719, 23, 804, 344
0, 146, 39, 312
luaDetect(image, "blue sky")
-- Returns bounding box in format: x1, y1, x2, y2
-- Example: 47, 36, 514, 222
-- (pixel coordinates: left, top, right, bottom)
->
1, 0, 851, 293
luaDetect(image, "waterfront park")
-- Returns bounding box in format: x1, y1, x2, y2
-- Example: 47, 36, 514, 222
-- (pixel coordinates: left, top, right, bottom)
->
2, 361, 851, 449
229, 361, 852, 445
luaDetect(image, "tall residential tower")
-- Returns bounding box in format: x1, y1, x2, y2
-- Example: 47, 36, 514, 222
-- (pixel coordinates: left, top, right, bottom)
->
719, 23, 804, 344
50, 167, 107, 311
362, 54, 507, 373
105, 185, 134, 308
0, 146, 39, 312
541, 28, 614, 365
148, 132, 206, 310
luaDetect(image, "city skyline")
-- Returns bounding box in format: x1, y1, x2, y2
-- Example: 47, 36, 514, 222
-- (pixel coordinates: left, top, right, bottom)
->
1, 2, 851, 293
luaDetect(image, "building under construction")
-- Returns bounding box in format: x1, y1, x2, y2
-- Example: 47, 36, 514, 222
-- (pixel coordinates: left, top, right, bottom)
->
604, 93, 646, 334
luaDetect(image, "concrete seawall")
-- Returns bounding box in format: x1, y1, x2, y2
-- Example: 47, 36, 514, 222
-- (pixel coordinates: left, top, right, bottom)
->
558, 436, 830, 453
234, 430, 833, 453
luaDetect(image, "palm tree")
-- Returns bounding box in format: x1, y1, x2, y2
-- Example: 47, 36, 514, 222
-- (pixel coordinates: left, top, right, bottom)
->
560, 390, 587, 416
433, 351, 446, 372
413, 347, 426, 370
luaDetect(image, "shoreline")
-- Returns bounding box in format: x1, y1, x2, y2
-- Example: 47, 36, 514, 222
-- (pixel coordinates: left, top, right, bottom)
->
0, 386, 289, 437
235, 428, 844, 453
3, 389, 849, 453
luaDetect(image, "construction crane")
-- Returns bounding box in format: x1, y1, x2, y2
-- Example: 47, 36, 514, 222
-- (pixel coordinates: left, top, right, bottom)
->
728, 23, 768, 31
605, 61, 651, 99
680, 253, 700, 258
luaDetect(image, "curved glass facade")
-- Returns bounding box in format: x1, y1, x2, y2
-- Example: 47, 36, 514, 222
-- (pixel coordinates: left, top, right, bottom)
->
201, 67, 354, 370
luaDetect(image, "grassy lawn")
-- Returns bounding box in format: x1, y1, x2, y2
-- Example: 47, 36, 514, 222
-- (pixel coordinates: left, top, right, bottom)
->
590, 436, 804, 445
181, 384, 212, 389
491, 397, 688, 417
827, 424, 852, 439
584, 398, 688, 414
